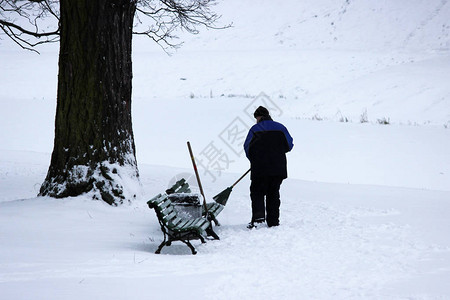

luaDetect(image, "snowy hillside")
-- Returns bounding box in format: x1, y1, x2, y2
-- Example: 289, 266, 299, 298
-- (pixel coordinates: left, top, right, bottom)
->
185, 0, 450, 52
130, 0, 450, 126
1, 0, 450, 299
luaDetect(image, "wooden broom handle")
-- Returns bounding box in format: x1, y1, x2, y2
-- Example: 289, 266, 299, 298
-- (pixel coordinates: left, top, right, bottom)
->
187, 141, 208, 212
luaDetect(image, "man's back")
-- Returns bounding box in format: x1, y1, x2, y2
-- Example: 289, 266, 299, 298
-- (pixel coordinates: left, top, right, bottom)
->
244, 119, 293, 179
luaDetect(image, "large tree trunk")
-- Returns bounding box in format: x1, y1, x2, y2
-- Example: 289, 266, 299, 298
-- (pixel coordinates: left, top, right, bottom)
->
39, 0, 140, 205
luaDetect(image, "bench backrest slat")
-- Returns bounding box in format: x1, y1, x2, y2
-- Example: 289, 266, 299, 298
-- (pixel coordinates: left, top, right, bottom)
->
165, 178, 192, 194
156, 199, 171, 211
159, 204, 174, 215
147, 193, 164, 207
175, 183, 191, 193
148, 192, 211, 239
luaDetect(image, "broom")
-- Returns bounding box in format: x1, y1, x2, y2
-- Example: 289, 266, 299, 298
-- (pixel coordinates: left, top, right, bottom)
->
213, 168, 251, 205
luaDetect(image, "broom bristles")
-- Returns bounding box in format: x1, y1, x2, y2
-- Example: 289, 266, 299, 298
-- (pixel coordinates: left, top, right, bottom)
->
213, 187, 232, 205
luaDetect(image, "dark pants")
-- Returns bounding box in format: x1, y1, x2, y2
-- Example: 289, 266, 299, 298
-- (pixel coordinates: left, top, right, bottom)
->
250, 176, 283, 227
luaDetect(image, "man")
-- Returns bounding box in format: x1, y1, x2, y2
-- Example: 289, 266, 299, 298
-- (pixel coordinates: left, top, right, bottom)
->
243, 106, 294, 229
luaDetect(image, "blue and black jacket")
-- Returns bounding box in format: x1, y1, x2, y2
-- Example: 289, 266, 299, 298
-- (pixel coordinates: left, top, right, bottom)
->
243, 117, 294, 180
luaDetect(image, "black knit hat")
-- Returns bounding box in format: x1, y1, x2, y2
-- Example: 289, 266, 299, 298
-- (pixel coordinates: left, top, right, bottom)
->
253, 106, 270, 118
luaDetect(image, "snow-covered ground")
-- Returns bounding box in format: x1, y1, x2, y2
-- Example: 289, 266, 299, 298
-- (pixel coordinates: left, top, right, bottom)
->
1, 165, 449, 299
1, 0, 450, 299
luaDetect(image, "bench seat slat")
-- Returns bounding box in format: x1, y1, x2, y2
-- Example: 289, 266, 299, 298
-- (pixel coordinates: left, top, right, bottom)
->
183, 218, 207, 230
182, 218, 202, 229
162, 210, 177, 222
176, 218, 197, 230
148, 188, 220, 254
199, 220, 210, 231
168, 217, 185, 229
203, 202, 224, 216
169, 218, 194, 232
169, 216, 183, 226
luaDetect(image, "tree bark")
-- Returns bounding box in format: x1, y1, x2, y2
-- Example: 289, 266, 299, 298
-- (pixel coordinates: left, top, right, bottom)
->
39, 0, 140, 205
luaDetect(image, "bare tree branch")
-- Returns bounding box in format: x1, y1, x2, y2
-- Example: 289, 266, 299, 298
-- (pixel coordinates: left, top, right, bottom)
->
134, 0, 230, 52
0, 0, 228, 53
0, 19, 58, 37
0, 0, 60, 53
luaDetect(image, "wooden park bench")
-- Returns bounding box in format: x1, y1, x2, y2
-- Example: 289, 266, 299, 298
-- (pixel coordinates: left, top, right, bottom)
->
147, 178, 232, 254
165, 178, 225, 226
147, 193, 219, 255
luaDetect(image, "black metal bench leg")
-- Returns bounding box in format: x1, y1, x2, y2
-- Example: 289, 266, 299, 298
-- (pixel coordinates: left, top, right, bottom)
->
155, 240, 166, 254
155, 227, 169, 254
199, 235, 206, 244
206, 226, 220, 240
212, 216, 221, 226
181, 240, 197, 255
206, 212, 221, 226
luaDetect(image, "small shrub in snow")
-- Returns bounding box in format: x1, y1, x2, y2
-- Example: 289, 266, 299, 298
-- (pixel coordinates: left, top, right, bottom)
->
225, 93, 253, 98
360, 109, 369, 123
340, 116, 349, 123
312, 114, 323, 121
377, 117, 390, 125
335, 110, 349, 123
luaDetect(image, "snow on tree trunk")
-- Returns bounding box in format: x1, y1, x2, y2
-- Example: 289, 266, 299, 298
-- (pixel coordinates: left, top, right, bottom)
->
39, 0, 140, 205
